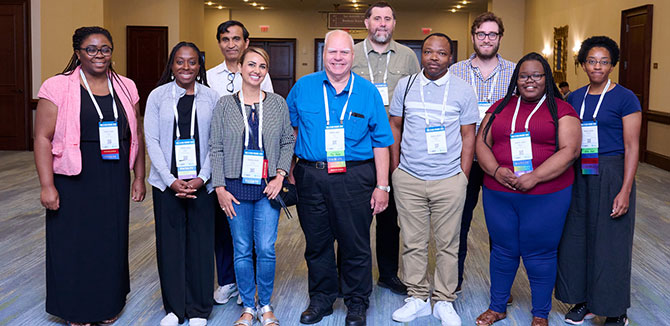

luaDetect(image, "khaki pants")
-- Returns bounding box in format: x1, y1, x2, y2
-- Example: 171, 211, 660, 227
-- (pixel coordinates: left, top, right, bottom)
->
392, 168, 467, 302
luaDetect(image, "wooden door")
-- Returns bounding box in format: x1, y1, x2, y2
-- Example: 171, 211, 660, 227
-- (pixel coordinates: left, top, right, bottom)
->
126, 26, 168, 115
249, 39, 296, 99
619, 5, 653, 162
0, 1, 30, 150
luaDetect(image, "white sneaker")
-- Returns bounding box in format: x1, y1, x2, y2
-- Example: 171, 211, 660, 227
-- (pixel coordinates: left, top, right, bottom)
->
213, 283, 239, 304
237, 294, 243, 305
433, 301, 462, 326
392, 297, 431, 322
188, 317, 207, 326
160, 312, 178, 326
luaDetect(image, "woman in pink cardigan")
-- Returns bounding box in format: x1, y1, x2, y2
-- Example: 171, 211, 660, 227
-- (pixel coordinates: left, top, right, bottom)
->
33, 26, 145, 326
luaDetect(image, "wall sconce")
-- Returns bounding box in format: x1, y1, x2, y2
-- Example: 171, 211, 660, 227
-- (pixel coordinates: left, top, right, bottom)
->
573, 43, 581, 73
542, 46, 552, 59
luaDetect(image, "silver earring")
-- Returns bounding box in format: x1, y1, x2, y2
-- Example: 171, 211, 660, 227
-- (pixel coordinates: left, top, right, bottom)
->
170, 73, 174, 81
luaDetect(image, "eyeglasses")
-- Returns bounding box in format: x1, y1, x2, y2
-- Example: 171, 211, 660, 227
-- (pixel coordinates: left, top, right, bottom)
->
585, 59, 611, 66
226, 72, 235, 93
79, 45, 113, 57
475, 32, 500, 40
518, 73, 545, 81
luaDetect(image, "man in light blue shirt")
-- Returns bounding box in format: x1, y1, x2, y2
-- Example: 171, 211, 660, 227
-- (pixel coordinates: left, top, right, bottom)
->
287, 30, 393, 326
388, 33, 477, 326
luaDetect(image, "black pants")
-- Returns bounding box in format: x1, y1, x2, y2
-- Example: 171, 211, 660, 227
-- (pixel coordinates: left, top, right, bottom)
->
215, 204, 236, 286
295, 160, 375, 309
153, 187, 215, 322
457, 161, 485, 288
374, 177, 400, 279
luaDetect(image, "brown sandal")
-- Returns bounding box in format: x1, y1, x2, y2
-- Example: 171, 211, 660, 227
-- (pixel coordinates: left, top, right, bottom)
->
531, 317, 548, 326
475, 309, 507, 325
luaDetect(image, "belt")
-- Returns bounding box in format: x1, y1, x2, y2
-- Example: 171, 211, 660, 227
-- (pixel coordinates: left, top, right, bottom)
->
298, 158, 374, 170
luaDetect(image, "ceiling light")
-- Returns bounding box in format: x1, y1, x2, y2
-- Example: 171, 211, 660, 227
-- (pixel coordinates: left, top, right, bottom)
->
260, 6, 265, 10
352, 0, 357, 2
206, 1, 213, 5
462, 0, 468, 4
354, 3, 359, 8
252, 2, 257, 6
243, 0, 248, 2
451, 8, 456, 13
456, 5, 462, 8
217, 5, 223, 9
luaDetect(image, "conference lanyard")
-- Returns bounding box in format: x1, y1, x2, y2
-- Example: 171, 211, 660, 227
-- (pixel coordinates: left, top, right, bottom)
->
172, 83, 197, 140
363, 40, 391, 84
238, 88, 264, 150
419, 70, 450, 126
323, 73, 355, 126
470, 69, 499, 103
580, 79, 611, 121
80, 69, 118, 122
511, 95, 547, 133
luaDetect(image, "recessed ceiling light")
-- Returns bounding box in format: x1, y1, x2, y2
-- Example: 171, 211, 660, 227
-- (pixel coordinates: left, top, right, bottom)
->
352, 0, 357, 2
456, 5, 462, 8
451, 8, 456, 12
260, 6, 265, 10
217, 5, 223, 9
462, 0, 468, 4
206, 1, 213, 5
252, 2, 257, 6
354, 3, 359, 8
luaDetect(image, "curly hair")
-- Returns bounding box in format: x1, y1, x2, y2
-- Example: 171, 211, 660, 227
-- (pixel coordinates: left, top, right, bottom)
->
577, 36, 620, 67
156, 42, 209, 88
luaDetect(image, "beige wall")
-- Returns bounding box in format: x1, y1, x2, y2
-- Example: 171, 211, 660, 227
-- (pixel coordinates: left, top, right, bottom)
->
180, 0, 204, 48
40, 0, 104, 81
223, 9, 471, 78
524, 0, 670, 156
104, 0, 180, 76
203, 9, 231, 70
491, 0, 525, 62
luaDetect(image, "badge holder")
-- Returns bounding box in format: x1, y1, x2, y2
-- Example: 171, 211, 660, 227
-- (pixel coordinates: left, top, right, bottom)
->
425, 126, 448, 154
510, 131, 534, 177
580, 121, 599, 175
325, 125, 346, 173
175, 138, 197, 179
242, 149, 268, 184
99, 121, 120, 160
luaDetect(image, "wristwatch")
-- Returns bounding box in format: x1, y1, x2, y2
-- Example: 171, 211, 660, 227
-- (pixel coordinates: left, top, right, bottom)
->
375, 184, 391, 192
277, 169, 288, 177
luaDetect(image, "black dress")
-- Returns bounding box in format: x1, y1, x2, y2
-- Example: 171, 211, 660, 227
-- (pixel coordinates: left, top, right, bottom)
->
45, 86, 131, 323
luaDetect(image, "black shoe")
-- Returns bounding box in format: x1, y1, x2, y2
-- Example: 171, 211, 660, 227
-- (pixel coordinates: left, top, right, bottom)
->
345, 304, 367, 326
300, 305, 333, 324
564, 302, 595, 325
604, 314, 629, 326
378, 276, 407, 295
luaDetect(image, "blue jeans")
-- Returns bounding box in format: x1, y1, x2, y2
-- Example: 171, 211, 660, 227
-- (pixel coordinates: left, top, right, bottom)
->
228, 197, 280, 308
483, 186, 572, 319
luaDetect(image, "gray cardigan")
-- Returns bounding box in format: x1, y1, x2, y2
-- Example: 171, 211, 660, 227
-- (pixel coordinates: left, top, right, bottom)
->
144, 81, 220, 193
209, 92, 295, 188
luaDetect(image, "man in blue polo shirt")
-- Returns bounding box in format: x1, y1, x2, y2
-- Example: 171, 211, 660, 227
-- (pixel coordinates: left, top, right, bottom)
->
287, 30, 394, 326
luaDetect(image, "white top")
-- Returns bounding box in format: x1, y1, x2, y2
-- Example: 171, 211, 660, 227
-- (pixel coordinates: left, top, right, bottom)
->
206, 60, 274, 97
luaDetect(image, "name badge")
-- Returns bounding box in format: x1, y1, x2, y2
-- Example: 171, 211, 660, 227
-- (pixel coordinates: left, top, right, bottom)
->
242, 149, 267, 185
477, 101, 492, 123
510, 131, 533, 176
99, 121, 120, 160
325, 125, 346, 173
175, 139, 197, 179
581, 121, 599, 175
374, 83, 389, 106
425, 126, 448, 154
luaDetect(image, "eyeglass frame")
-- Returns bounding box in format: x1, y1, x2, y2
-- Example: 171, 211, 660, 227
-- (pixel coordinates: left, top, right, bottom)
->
79, 45, 113, 57
585, 59, 611, 66
518, 73, 546, 82
226, 72, 235, 93
474, 32, 500, 41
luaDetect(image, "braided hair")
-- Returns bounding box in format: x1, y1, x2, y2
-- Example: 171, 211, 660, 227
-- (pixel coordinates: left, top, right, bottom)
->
61, 26, 133, 105
481, 52, 562, 151
156, 42, 209, 88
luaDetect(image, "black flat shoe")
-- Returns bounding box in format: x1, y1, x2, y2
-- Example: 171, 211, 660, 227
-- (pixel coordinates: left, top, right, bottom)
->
345, 304, 367, 326
299, 305, 333, 324
378, 276, 407, 295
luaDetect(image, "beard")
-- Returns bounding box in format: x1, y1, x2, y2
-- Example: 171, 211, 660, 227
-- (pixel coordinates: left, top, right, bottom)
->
371, 29, 392, 44
474, 42, 499, 60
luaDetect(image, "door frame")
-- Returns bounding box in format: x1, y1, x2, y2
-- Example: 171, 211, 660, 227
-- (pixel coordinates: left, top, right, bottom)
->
126, 25, 168, 115
249, 37, 297, 86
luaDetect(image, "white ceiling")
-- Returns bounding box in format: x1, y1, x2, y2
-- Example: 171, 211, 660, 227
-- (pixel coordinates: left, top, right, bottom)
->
204, 0, 488, 13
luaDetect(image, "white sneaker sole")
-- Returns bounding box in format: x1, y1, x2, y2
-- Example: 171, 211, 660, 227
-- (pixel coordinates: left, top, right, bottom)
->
214, 290, 239, 304
392, 308, 431, 323
565, 313, 595, 325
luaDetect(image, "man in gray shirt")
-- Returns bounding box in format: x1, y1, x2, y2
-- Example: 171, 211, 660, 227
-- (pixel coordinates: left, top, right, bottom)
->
389, 33, 477, 326
352, 1, 420, 296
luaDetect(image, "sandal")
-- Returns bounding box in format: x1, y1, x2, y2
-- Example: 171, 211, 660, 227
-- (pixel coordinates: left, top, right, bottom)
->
257, 304, 279, 326
475, 309, 507, 325
233, 307, 256, 326
531, 317, 548, 326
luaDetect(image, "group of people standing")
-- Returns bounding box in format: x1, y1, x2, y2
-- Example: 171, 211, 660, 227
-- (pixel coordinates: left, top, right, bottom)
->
33, 2, 640, 326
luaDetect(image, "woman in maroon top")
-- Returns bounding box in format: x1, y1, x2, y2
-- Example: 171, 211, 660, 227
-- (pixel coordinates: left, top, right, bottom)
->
474, 52, 581, 326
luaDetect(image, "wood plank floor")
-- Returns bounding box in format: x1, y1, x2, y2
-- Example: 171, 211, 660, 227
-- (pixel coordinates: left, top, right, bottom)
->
0, 150, 668, 326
